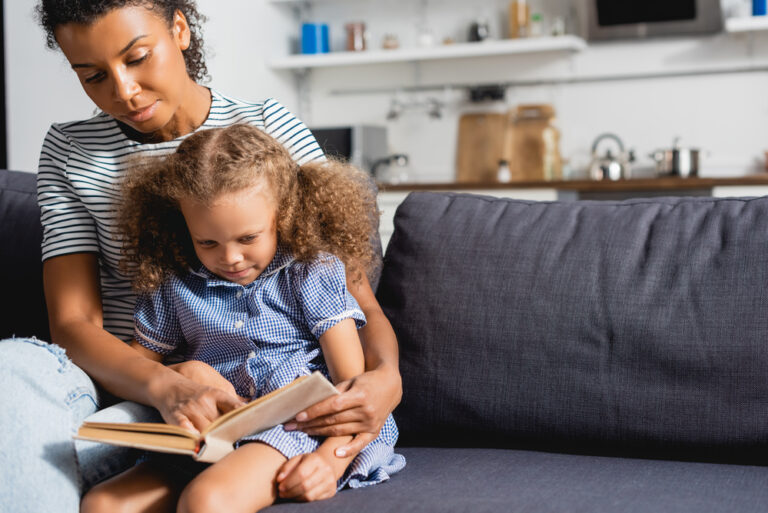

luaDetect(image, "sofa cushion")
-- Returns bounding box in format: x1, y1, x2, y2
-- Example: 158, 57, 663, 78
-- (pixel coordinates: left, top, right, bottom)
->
0, 170, 49, 340
261, 447, 768, 513
377, 192, 768, 461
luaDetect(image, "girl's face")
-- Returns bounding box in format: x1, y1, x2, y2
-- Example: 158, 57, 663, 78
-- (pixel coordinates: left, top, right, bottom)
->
180, 184, 279, 286
54, 6, 203, 140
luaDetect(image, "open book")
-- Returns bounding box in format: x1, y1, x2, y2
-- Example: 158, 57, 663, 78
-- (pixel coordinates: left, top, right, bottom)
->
75, 372, 338, 463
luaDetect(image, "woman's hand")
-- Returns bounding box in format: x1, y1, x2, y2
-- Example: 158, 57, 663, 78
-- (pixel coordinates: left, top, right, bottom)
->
284, 367, 401, 457
151, 372, 246, 433
169, 360, 246, 400
276, 452, 338, 502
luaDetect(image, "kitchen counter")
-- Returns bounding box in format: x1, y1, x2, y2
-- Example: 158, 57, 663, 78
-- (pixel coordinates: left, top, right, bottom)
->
376, 175, 768, 248
378, 175, 768, 193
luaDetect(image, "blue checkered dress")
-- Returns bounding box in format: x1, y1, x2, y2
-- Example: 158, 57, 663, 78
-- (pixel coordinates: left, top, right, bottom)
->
134, 249, 405, 488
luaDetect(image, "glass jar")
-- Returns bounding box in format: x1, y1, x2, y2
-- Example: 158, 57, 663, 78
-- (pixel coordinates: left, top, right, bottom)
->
345, 22, 367, 52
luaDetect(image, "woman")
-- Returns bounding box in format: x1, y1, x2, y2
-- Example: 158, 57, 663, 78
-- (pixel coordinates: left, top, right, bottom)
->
0, 1, 401, 512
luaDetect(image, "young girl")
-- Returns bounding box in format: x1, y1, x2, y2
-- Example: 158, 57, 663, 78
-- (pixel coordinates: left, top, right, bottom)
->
80, 124, 405, 513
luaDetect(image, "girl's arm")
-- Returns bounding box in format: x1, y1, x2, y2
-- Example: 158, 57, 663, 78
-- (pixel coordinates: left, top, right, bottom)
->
289, 273, 402, 458
276, 318, 366, 500
44, 253, 243, 432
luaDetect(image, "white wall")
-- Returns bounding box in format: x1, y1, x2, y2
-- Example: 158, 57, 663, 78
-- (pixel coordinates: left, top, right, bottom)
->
5, 0, 768, 181
289, 0, 768, 182
3, 0, 297, 173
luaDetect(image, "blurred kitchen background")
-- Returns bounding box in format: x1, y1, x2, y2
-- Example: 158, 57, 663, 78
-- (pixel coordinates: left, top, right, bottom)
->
7, 0, 768, 221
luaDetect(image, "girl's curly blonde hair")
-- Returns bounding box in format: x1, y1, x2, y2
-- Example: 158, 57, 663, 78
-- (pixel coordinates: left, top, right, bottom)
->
117, 124, 380, 292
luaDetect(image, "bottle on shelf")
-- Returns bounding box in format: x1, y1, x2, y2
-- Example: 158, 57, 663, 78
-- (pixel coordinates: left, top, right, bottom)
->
497, 159, 512, 183
508, 0, 530, 38
530, 13, 544, 37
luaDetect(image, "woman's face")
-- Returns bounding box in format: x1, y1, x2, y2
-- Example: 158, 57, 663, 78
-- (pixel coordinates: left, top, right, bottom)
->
54, 6, 196, 138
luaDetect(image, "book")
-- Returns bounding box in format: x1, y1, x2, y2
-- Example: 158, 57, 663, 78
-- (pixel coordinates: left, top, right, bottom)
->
75, 372, 339, 463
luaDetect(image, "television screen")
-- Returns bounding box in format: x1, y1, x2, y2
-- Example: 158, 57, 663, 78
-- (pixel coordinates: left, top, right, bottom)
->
596, 0, 696, 26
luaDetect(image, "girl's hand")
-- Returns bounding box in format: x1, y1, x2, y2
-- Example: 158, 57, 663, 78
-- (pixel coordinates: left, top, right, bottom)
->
153, 374, 246, 433
285, 368, 399, 457
276, 452, 338, 502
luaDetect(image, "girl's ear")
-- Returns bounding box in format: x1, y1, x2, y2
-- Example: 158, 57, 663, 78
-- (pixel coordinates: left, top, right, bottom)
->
172, 9, 191, 51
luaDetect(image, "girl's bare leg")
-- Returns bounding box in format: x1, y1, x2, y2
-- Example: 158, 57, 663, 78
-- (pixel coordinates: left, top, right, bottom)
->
80, 461, 185, 513
177, 443, 287, 513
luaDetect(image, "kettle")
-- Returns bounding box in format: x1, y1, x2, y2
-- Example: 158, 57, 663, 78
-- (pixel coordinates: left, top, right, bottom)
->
371, 154, 410, 184
589, 133, 634, 181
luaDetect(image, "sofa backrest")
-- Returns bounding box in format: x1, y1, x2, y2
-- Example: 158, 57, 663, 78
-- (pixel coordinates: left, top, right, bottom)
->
0, 169, 49, 341
379, 191, 768, 462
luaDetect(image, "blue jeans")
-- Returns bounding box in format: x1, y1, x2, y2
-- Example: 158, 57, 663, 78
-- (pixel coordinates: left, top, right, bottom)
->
0, 338, 161, 513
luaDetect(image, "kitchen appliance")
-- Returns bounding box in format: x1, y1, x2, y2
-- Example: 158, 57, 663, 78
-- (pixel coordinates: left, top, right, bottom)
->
371, 154, 410, 184
589, 133, 633, 181
650, 138, 701, 177
585, 0, 723, 41
309, 125, 388, 174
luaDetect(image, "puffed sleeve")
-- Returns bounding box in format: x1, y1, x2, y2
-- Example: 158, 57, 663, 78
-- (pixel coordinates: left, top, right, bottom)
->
294, 255, 366, 339
37, 124, 100, 261
133, 278, 183, 355
261, 97, 326, 165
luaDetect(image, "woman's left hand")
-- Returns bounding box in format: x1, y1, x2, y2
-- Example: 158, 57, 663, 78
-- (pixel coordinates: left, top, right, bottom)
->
276, 452, 338, 502
284, 367, 401, 457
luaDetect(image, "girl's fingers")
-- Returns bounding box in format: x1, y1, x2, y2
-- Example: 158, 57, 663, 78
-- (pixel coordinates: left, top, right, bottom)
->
276, 455, 303, 482
282, 470, 325, 500
278, 458, 317, 498
300, 479, 336, 502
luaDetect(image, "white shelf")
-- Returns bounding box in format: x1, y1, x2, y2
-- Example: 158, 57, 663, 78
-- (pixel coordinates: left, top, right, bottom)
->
725, 16, 768, 33
268, 36, 586, 70
270, 0, 354, 4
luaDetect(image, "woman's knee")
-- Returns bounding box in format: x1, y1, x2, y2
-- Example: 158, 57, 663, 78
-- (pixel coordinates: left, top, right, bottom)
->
0, 336, 98, 424
0, 337, 70, 373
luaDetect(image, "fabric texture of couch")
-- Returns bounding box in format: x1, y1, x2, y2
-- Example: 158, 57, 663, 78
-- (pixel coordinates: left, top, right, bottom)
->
1, 169, 767, 512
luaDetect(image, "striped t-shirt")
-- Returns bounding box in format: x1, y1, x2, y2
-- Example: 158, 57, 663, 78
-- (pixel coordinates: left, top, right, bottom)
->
37, 90, 325, 341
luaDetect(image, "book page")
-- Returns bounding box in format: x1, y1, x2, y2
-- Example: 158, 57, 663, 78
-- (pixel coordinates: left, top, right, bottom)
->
79, 421, 198, 439
76, 426, 198, 453
203, 372, 338, 443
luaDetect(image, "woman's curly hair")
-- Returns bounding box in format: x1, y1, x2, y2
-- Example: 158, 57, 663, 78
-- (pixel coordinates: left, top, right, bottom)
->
36, 0, 208, 83
117, 124, 381, 292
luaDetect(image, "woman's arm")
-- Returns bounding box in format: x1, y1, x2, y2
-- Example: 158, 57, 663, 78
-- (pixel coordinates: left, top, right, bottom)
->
288, 273, 402, 458
44, 253, 243, 432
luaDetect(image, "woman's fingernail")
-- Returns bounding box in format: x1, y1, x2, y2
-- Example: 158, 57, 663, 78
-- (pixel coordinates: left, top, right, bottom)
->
295, 412, 308, 422
335, 448, 346, 457
284, 422, 296, 431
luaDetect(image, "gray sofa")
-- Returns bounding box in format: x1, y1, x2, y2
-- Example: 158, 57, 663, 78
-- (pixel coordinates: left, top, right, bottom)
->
2, 168, 767, 512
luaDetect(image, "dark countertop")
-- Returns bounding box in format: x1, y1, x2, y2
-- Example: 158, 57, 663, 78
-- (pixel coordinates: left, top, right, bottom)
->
378, 175, 768, 193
